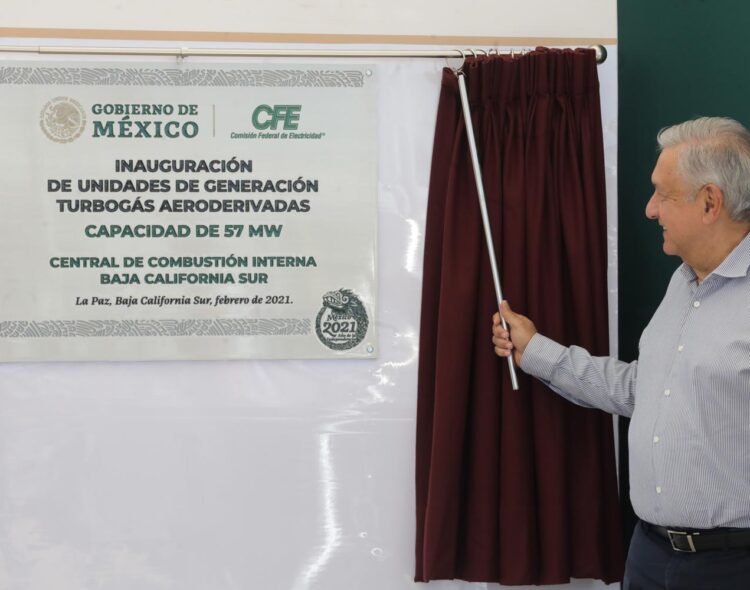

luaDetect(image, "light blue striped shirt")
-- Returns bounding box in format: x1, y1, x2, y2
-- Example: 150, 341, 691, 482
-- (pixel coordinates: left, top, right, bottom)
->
521, 231, 750, 528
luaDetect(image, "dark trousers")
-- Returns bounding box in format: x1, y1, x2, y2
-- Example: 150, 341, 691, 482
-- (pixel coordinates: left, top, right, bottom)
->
623, 521, 750, 590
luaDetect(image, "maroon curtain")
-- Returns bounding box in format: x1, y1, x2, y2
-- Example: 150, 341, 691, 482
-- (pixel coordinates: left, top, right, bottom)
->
415, 48, 624, 585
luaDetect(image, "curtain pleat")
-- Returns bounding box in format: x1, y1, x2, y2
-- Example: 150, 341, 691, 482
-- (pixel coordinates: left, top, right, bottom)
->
415, 48, 624, 585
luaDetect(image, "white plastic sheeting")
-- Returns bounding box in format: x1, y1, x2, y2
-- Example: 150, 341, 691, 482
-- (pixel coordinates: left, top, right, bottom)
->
0, 45, 618, 590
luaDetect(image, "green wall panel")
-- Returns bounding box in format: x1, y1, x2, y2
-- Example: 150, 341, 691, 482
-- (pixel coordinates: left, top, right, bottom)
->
618, 0, 750, 360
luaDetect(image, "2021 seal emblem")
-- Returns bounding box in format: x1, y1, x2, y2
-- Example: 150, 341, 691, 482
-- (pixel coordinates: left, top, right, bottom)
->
315, 288, 368, 351
40, 97, 86, 143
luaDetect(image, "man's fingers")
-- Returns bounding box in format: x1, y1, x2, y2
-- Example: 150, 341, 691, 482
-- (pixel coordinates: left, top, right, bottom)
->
493, 300, 533, 365
494, 346, 511, 357
492, 332, 513, 348
493, 329, 510, 341
499, 300, 517, 324
492, 324, 509, 339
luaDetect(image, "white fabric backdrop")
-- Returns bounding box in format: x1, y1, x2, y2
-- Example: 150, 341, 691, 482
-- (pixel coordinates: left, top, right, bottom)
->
0, 43, 618, 590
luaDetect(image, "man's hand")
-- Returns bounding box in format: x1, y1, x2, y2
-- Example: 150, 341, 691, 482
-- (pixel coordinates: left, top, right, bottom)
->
492, 300, 537, 366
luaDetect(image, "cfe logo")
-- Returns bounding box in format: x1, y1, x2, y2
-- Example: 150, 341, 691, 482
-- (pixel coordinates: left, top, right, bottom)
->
251, 104, 301, 130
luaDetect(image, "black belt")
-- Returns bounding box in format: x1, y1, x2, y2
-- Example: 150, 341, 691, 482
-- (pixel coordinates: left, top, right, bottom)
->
642, 521, 750, 553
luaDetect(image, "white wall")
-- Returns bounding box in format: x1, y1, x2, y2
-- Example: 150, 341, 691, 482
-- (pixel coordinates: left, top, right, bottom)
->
0, 3, 619, 589
4, 0, 616, 39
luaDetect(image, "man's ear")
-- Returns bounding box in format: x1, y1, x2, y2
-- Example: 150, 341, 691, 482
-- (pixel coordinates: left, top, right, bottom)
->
701, 183, 724, 222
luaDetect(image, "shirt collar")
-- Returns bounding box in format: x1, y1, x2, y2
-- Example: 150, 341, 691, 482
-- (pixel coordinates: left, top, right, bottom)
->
711, 230, 750, 278
678, 230, 750, 282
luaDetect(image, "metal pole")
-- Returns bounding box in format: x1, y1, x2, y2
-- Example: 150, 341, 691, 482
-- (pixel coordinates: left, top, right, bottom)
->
456, 72, 520, 391
0, 45, 608, 63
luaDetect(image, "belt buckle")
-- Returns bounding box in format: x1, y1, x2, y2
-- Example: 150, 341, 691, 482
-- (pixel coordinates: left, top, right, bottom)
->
667, 529, 698, 553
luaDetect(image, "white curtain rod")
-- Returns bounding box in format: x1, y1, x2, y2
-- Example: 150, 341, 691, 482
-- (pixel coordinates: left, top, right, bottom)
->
0, 44, 607, 64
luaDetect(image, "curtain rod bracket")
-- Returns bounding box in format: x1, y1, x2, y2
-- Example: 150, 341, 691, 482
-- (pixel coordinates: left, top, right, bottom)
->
591, 44, 607, 64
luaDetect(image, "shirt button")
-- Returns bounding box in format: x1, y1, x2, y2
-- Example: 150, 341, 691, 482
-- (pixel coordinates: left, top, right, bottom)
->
653, 436, 660, 443
664, 389, 671, 396
693, 301, 700, 308
677, 345, 684, 352
656, 486, 662, 494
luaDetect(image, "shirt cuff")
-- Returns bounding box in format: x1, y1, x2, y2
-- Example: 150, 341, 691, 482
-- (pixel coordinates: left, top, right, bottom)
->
520, 333, 567, 381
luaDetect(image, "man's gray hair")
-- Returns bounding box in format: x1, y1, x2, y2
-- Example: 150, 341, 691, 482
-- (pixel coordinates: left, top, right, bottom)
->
657, 116, 750, 222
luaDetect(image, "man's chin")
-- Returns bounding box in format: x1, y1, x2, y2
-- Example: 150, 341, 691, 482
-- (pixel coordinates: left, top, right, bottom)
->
662, 241, 677, 256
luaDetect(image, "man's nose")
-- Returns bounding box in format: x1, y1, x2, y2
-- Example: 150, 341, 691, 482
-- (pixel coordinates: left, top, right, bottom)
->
645, 194, 659, 219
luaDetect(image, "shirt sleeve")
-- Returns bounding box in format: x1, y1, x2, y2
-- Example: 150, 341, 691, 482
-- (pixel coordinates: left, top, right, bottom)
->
520, 333, 637, 417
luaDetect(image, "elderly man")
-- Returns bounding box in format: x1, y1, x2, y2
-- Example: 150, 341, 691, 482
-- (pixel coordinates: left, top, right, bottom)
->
492, 117, 750, 589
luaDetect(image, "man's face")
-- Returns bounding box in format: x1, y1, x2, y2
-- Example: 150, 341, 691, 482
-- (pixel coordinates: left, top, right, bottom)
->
645, 147, 706, 261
